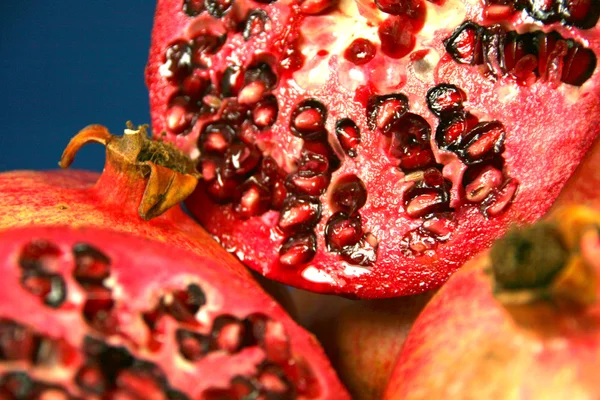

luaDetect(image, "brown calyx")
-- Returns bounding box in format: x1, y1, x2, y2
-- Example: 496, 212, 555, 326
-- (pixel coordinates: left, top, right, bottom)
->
59, 123, 200, 220
490, 205, 600, 307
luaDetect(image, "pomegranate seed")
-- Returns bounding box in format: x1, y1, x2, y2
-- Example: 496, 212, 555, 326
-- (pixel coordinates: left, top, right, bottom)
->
252, 95, 279, 128
426, 84, 466, 117
116, 368, 165, 400
223, 142, 261, 177
261, 320, 291, 363
191, 33, 226, 66
406, 192, 445, 218
199, 122, 236, 154
165, 95, 197, 135
271, 181, 288, 210
0, 320, 40, 362
161, 41, 193, 83
245, 62, 278, 90
234, 178, 271, 218
330, 174, 367, 215
206, 173, 240, 203
335, 118, 361, 157
378, 16, 416, 59
562, 0, 599, 28
344, 38, 376, 65
82, 288, 117, 334
243, 10, 270, 40
183, 0, 204, 16
300, 0, 336, 14
290, 100, 327, 140
212, 316, 245, 353
205, 0, 234, 18
165, 284, 206, 323
482, 178, 519, 217
435, 111, 479, 149
279, 232, 318, 266
483, 4, 515, 20
176, 329, 210, 361
18, 239, 62, 271
459, 121, 506, 165
375, 0, 425, 23
237, 81, 266, 105
286, 172, 331, 196
302, 140, 341, 171
366, 93, 409, 131
258, 366, 290, 394
325, 213, 363, 252
220, 65, 245, 97
388, 113, 435, 171
444, 21, 485, 65
181, 73, 211, 101
277, 197, 322, 233
20, 272, 67, 309
464, 165, 504, 203
562, 44, 597, 86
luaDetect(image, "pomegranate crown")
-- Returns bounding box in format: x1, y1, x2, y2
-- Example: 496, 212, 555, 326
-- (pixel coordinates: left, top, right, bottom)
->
59, 122, 200, 220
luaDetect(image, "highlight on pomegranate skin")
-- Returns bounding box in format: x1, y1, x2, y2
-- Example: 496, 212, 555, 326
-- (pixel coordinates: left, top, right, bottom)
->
0, 227, 349, 399
146, 0, 600, 297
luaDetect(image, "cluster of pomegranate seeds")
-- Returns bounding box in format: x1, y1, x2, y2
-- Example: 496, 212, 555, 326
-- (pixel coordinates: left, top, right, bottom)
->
363, 84, 518, 255
484, 0, 600, 28
445, 21, 597, 86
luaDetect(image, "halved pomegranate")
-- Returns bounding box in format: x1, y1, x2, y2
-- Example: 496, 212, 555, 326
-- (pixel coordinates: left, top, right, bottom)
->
0, 226, 348, 399
146, 0, 600, 297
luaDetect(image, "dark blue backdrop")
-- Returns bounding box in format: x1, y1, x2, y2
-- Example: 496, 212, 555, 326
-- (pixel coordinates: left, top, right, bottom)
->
1, 1, 157, 172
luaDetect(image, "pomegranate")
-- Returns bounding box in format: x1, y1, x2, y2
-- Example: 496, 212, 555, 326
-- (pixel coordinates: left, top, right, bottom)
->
384, 205, 600, 399
146, 0, 600, 297
291, 290, 432, 400
0, 225, 348, 398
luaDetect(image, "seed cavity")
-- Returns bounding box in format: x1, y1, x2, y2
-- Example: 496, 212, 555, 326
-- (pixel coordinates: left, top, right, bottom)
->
330, 175, 367, 215
243, 10, 270, 40
18, 240, 67, 309
366, 93, 409, 131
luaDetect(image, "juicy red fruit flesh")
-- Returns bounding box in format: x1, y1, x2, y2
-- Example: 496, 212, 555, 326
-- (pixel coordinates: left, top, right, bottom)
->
0, 227, 349, 399
146, 0, 600, 297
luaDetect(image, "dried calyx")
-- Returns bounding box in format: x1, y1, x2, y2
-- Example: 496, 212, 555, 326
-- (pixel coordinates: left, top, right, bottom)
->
59, 123, 200, 220
490, 206, 600, 306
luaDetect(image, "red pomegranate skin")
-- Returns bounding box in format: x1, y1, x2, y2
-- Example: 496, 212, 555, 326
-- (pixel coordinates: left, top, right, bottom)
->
0, 226, 349, 399
146, 0, 600, 298
384, 207, 600, 399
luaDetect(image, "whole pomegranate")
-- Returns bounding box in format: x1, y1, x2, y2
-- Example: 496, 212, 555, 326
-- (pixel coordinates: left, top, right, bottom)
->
0, 225, 348, 399
146, 0, 600, 297
292, 291, 432, 400
384, 205, 600, 399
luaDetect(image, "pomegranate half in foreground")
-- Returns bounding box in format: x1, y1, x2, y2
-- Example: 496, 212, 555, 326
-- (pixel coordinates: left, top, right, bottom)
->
0, 226, 348, 399
146, 0, 600, 297
384, 205, 600, 399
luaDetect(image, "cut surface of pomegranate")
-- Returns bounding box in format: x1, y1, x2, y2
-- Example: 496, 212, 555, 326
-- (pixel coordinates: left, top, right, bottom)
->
385, 205, 600, 398
0, 226, 348, 399
146, 0, 600, 297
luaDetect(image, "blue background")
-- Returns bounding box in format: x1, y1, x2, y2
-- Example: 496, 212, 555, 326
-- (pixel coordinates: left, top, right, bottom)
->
1, 1, 157, 172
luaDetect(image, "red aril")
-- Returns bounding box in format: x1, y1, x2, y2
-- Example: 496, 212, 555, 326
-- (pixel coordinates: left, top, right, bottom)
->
146, 0, 600, 297
385, 205, 600, 398
0, 226, 348, 399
